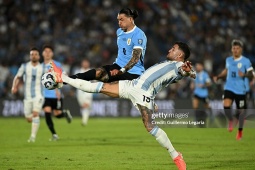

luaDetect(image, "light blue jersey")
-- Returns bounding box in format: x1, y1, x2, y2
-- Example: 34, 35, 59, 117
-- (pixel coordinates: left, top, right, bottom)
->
43, 60, 62, 98
194, 70, 211, 98
115, 26, 147, 75
224, 56, 253, 95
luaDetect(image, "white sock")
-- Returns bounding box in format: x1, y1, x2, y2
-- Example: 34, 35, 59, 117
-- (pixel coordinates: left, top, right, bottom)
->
31, 116, 40, 138
62, 73, 103, 93
81, 108, 90, 125
150, 126, 179, 159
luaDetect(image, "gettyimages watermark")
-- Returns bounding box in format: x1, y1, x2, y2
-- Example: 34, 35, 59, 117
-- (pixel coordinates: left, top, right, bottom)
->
149, 109, 255, 128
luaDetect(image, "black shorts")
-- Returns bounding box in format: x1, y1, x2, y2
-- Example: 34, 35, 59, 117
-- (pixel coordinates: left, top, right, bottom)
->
194, 94, 210, 104
223, 90, 247, 109
102, 63, 140, 82
43, 98, 63, 110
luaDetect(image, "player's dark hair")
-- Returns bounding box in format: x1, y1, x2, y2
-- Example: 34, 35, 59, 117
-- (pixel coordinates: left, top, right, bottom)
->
43, 44, 54, 51
119, 8, 139, 19
231, 39, 243, 48
175, 42, 190, 61
30, 47, 39, 53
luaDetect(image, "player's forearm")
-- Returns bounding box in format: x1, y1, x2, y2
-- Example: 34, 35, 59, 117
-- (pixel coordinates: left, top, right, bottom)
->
12, 76, 20, 89
216, 69, 227, 79
243, 70, 254, 81
121, 48, 142, 72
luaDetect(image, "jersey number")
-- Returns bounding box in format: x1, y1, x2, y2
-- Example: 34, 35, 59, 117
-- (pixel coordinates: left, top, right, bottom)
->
123, 48, 126, 55
231, 72, 236, 78
143, 95, 151, 103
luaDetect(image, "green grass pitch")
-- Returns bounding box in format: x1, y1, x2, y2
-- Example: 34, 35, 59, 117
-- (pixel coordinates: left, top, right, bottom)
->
0, 117, 254, 170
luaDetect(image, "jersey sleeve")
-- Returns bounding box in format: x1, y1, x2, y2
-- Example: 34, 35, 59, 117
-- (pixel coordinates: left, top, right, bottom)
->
245, 59, 253, 72
204, 72, 211, 83
132, 31, 145, 50
225, 58, 229, 69
16, 64, 25, 77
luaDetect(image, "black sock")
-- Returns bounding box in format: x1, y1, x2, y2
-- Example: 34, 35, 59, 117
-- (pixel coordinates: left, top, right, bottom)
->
70, 69, 96, 81
224, 106, 233, 121
238, 109, 246, 130
45, 112, 56, 134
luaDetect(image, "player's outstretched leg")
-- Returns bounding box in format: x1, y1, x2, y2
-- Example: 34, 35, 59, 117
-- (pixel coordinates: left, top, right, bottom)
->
137, 104, 186, 170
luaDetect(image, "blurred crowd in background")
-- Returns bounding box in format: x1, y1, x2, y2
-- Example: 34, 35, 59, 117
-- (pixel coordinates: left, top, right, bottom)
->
0, 0, 255, 100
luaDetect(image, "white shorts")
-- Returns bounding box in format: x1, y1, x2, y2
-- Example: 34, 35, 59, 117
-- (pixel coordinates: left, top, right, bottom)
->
77, 90, 93, 107
23, 97, 44, 118
119, 80, 154, 110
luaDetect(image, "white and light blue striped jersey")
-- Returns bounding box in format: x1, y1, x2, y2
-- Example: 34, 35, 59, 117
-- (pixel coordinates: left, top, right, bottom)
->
224, 56, 253, 95
115, 26, 147, 75
133, 60, 184, 97
194, 70, 211, 98
43, 60, 62, 98
16, 62, 44, 99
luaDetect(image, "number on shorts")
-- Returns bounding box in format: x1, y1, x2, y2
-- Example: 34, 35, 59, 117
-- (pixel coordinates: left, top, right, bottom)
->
239, 100, 244, 108
143, 95, 150, 103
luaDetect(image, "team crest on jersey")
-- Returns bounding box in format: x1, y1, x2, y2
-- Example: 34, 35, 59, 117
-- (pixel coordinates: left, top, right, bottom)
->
138, 39, 143, 45
127, 38, 131, 45
237, 63, 242, 69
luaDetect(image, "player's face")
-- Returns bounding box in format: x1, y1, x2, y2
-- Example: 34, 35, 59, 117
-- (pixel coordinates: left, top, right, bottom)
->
117, 14, 133, 32
195, 63, 203, 72
167, 44, 184, 61
82, 60, 90, 69
30, 50, 40, 63
231, 45, 242, 58
42, 48, 54, 61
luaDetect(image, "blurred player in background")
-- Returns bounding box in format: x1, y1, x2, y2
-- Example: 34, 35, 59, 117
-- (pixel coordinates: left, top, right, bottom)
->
68, 8, 147, 83
213, 39, 254, 140
51, 42, 194, 170
11, 47, 44, 142
73, 59, 93, 126
42, 45, 72, 141
190, 62, 212, 127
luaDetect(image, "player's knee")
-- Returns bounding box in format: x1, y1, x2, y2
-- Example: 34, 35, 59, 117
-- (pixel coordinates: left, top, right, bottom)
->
95, 68, 109, 82
44, 107, 52, 113
26, 117, 32, 123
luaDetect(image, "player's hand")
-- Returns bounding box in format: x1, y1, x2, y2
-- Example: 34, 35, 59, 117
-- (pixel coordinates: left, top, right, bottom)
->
110, 69, 123, 76
238, 70, 245, 77
213, 76, 218, 83
181, 61, 192, 72
11, 87, 18, 94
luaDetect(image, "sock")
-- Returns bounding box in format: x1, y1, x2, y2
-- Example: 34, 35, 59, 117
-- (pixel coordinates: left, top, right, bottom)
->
62, 73, 103, 93
81, 108, 90, 125
45, 112, 56, 135
150, 126, 179, 159
31, 116, 40, 138
238, 109, 246, 129
70, 69, 96, 81
224, 106, 233, 121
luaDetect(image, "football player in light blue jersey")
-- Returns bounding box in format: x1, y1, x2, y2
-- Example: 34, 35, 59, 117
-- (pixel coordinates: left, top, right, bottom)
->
214, 39, 254, 140
190, 62, 212, 127
51, 42, 195, 170
67, 8, 147, 82
42, 45, 72, 141
11, 47, 43, 142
